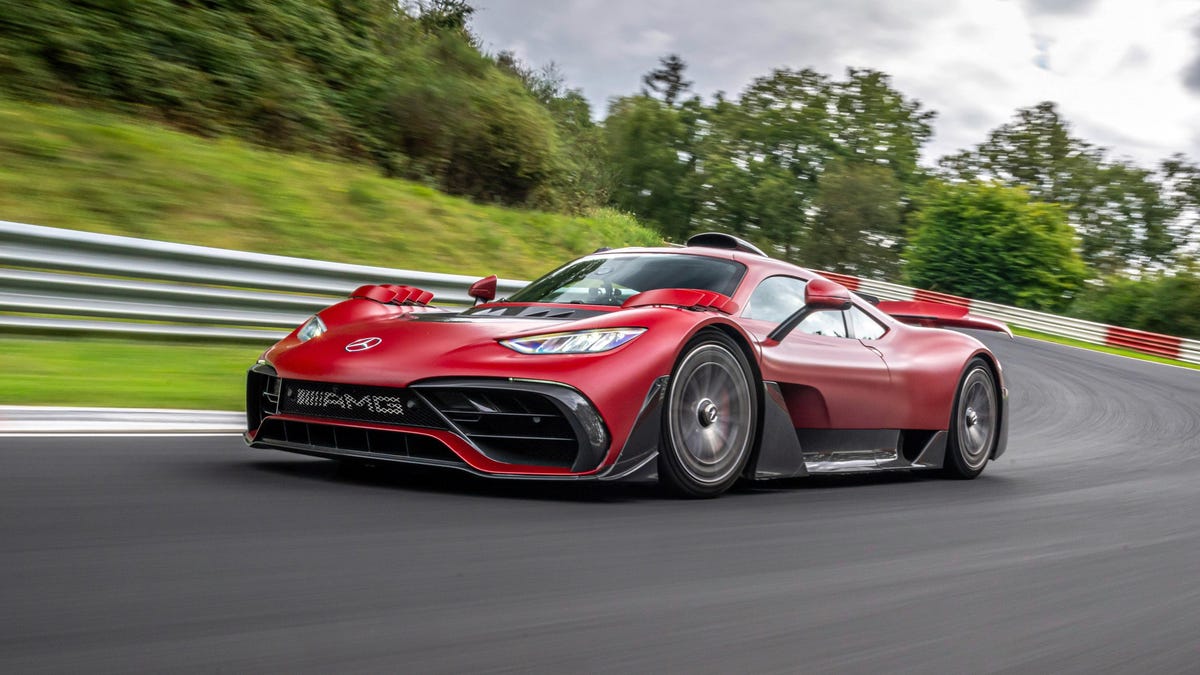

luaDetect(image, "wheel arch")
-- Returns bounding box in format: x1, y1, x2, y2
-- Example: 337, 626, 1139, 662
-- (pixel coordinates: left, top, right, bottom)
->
693, 322, 770, 479
968, 349, 1005, 459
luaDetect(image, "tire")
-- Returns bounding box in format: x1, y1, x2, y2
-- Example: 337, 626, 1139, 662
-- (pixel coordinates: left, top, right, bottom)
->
659, 330, 758, 498
943, 358, 999, 479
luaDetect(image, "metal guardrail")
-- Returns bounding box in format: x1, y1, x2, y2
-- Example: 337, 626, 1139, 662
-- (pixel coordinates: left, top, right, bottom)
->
2, 220, 1198, 364
0, 220, 525, 341
824, 273, 1200, 364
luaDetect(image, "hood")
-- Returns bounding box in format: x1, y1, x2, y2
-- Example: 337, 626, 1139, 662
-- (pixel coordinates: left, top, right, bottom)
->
266, 303, 621, 387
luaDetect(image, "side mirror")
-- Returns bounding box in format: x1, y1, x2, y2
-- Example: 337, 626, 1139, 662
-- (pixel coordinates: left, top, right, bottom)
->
804, 277, 852, 310
469, 275, 497, 305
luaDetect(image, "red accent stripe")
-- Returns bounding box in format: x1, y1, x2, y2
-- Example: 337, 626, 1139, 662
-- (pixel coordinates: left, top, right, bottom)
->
912, 288, 971, 309
1105, 326, 1183, 359
819, 271, 861, 292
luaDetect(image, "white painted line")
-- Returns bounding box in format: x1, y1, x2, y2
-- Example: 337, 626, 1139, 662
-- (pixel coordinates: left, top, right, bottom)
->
0, 406, 243, 434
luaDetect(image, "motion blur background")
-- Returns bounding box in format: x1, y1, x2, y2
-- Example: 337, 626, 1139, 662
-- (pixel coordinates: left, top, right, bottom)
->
1, 0, 1199, 409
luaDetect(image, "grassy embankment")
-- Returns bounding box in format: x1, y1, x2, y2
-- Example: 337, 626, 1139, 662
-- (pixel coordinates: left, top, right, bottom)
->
0, 99, 660, 408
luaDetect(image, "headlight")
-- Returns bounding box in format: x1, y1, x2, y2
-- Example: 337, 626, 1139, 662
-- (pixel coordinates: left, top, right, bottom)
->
501, 327, 646, 354
296, 315, 327, 342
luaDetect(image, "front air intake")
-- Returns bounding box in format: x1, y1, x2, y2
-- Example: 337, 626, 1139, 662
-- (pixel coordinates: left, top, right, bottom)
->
419, 387, 581, 468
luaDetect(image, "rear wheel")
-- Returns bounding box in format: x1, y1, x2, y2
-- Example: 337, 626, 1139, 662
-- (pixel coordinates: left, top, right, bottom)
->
659, 331, 758, 498
943, 358, 998, 479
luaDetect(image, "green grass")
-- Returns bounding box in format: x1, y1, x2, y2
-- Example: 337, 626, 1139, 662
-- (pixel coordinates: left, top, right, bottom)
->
0, 336, 260, 409
1011, 327, 1199, 370
0, 98, 661, 280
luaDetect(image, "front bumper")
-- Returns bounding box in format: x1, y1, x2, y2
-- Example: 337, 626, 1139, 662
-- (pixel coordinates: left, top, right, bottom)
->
245, 363, 662, 480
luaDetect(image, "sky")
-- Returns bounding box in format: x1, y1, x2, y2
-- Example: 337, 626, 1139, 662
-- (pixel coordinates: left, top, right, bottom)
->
471, 0, 1200, 169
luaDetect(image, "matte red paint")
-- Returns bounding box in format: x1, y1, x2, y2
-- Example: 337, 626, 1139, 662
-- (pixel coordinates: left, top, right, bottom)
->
254, 246, 1008, 476
803, 277, 853, 310
468, 275, 498, 303
350, 284, 435, 306
621, 288, 738, 314
876, 301, 1013, 338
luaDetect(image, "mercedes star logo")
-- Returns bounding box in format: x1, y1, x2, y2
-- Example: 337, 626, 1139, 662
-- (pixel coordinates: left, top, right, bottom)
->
345, 337, 383, 352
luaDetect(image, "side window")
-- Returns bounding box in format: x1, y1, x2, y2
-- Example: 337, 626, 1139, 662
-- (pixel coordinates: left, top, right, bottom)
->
795, 310, 849, 338
743, 276, 807, 323
847, 306, 886, 340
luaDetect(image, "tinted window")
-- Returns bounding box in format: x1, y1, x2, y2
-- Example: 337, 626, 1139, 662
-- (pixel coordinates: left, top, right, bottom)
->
796, 310, 849, 338
847, 306, 886, 340
506, 254, 745, 306
743, 276, 807, 323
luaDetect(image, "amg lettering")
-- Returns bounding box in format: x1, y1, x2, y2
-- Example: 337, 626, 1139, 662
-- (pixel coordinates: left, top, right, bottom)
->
294, 389, 408, 416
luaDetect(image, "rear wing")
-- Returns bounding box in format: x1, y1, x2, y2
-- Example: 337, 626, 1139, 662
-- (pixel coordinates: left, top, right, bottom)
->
876, 300, 1013, 338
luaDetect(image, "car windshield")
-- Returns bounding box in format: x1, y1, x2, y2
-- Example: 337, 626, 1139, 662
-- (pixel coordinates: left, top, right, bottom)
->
505, 253, 747, 306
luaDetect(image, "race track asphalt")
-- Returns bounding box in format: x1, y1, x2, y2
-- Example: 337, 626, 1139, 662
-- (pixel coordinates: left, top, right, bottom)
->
3, 334, 1199, 673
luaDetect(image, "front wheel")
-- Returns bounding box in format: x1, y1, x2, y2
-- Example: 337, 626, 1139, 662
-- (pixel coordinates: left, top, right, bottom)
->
659, 331, 758, 498
943, 358, 999, 479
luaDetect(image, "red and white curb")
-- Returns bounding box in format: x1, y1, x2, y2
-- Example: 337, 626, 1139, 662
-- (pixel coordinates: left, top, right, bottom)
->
0, 406, 243, 435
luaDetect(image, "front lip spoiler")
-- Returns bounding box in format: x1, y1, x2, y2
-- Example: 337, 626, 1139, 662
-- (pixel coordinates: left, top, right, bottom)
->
247, 430, 646, 481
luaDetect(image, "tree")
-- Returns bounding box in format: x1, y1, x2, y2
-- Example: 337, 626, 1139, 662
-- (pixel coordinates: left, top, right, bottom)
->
1160, 154, 1200, 263
413, 0, 477, 42
905, 181, 1086, 311
496, 51, 610, 210
604, 95, 698, 240
830, 69, 935, 184
806, 159, 903, 278
642, 54, 692, 107
1071, 270, 1200, 339
0, 0, 590, 208
938, 102, 1181, 274
687, 68, 932, 261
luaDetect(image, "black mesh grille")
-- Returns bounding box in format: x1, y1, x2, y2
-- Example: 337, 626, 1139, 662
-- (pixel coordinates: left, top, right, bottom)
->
256, 419, 461, 464
278, 380, 447, 429
420, 387, 581, 468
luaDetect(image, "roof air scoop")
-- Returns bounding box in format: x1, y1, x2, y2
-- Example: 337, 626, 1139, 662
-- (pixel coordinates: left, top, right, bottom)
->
685, 232, 768, 257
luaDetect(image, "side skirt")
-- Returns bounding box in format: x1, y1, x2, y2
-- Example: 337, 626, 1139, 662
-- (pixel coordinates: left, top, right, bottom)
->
746, 382, 949, 479
798, 429, 946, 474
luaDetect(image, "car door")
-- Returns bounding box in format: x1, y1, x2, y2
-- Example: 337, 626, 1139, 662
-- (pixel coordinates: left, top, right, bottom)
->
740, 276, 897, 430
761, 310, 896, 430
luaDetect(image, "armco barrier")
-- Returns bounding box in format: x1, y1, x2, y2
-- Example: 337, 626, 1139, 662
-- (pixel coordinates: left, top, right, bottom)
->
822, 270, 1198, 364
0, 220, 524, 341
1, 220, 1197, 364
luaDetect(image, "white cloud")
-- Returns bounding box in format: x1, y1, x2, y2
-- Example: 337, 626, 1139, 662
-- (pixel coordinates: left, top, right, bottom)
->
472, 0, 1200, 166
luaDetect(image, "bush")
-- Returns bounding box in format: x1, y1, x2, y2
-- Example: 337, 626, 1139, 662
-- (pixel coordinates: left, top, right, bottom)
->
1071, 272, 1200, 338
0, 0, 576, 207
904, 181, 1086, 312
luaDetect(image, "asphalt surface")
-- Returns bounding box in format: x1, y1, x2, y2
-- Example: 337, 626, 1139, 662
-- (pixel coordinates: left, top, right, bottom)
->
3, 335, 1200, 673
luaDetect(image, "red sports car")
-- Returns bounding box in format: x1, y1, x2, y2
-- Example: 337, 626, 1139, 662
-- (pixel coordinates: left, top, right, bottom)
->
246, 233, 1010, 497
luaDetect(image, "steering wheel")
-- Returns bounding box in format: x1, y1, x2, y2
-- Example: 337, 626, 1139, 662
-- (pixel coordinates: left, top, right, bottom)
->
587, 280, 620, 305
